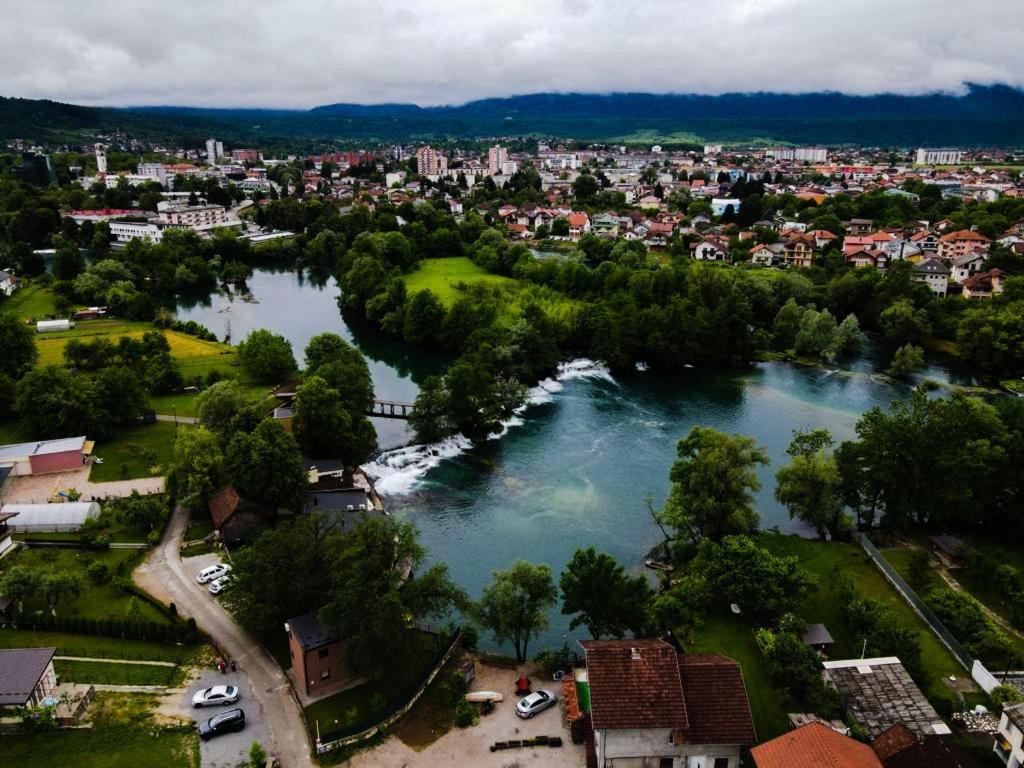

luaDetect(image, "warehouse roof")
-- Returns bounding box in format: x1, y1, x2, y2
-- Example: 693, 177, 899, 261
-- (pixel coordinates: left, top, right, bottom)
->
0, 436, 86, 461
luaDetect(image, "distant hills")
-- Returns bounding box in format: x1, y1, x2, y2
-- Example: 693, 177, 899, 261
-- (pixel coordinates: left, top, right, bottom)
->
4, 85, 1024, 148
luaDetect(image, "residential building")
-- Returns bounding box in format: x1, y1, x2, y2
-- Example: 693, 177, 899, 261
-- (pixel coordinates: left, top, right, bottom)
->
767, 146, 829, 163
0, 647, 58, 709
951, 251, 987, 283
703, 144, 723, 156
568, 212, 591, 240
962, 268, 1006, 299
209, 485, 272, 544
750, 242, 784, 266
996, 702, 1024, 766
783, 235, 815, 268
95, 144, 107, 175
284, 612, 350, 698
874, 723, 985, 768
109, 221, 165, 243
206, 138, 223, 165
913, 258, 951, 296
937, 229, 990, 260
137, 163, 168, 184
916, 148, 963, 165
751, 721, 883, 768
581, 639, 756, 768
67, 208, 146, 223
822, 657, 950, 739
416, 146, 447, 176
0, 436, 91, 476
231, 149, 260, 164
488, 145, 508, 177
0, 508, 15, 557
846, 248, 888, 270
693, 236, 730, 261
157, 200, 228, 228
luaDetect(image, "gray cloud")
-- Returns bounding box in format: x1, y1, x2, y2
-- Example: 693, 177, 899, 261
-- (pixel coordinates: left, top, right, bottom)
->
0, 0, 1022, 108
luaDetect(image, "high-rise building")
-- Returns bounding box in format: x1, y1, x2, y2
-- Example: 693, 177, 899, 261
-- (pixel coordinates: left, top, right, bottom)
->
416, 146, 447, 176
767, 146, 828, 163
95, 144, 107, 175
916, 148, 962, 165
206, 138, 223, 165
488, 145, 508, 176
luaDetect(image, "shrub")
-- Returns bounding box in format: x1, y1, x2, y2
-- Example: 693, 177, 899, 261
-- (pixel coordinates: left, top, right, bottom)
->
86, 561, 110, 584
454, 698, 478, 728
992, 685, 1024, 711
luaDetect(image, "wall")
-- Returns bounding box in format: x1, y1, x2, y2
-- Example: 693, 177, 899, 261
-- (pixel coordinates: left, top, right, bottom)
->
602, 729, 740, 768
301, 640, 348, 697
29, 450, 83, 475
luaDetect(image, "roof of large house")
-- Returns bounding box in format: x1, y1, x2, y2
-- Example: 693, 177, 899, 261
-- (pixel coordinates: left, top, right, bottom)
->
0, 436, 86, 462
875, 725, 986, 768
751, 722, 883, 768
915, 258, 951, 275
952, 250, 987, 266
580, 639, 688, 731
939, 229, 989, 242
0, 647, 56, 706
822, 657, 949, 739
870, 723, 917, 760
962, 268, 1006, 293
285, 612, 339, 651
677, 653, 756, 745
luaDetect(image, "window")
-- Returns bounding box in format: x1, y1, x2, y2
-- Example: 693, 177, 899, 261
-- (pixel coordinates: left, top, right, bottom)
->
660, 759, 674, 768
714, 759, 729, 768
318, 647, 329, 659
320, 669, 331, 681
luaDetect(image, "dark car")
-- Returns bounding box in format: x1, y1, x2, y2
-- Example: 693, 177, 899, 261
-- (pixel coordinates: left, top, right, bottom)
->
198, 707, 245, 740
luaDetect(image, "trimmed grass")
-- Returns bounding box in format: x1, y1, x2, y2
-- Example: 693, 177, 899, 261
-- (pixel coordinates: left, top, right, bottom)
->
0, 628, 202, 663
90, 421, 182, 482
55, 658, 182, 686
1, 282, 58, 320
2, 692, 199, 768
0, 547, 173, 625
150, 382, 272, 417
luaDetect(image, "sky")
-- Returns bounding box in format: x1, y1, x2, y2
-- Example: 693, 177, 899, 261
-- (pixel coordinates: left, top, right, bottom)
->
1, 0, 1023, 109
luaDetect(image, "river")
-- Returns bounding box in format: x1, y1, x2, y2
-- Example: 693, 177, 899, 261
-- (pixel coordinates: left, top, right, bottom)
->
176, 267, 965, 653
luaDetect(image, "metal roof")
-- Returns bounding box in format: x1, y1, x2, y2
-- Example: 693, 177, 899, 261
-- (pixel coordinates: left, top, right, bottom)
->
0, 647, 56, 705
0, 436, 86, 461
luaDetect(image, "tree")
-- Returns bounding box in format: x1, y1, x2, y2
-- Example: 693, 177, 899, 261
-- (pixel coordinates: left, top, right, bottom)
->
92, 367, 149, 426
248, 742, 268, 768
319, 516, 467, 675
888, 343, 925, 378
197, 379, 255, 438
559, 547, 652, 639
144, 353, 184, 394
293, 375, 375, 465
880, 299, 931, 346
118, 491, 166, 531
15, 367, 102, 439
227, 419, 308, 512
572, 174, 600, 203
169, 427, 226, 507
775, 429, 848, 539
409, 376, 454, 444
404, 289, 446, 344
238, 329, 296, 381
39, 571, 81, 616
0, 314, 38, 377
833, 313, 864, 358
794, 308, 838, 360
52, 236, 84, 281
0, 565, 41, 611
305, 333, 374, 416
476, 560, 557, 662
654, 427, 768, 548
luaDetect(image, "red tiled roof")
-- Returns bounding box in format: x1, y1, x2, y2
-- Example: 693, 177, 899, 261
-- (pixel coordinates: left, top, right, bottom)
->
751, 722, 883, 768
939, 229, 989, 242
580, 639, 688, 731
569, 212, 589, 226
678, 653, 756, 745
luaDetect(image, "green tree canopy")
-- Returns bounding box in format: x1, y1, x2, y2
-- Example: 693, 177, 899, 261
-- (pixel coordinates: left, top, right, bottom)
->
475, 560, 557, 662
775, 429, 848, 539
559, 547, 652, 639
227, 419, 308, 512
0, 314, 38, 377
237, 329, 296, 382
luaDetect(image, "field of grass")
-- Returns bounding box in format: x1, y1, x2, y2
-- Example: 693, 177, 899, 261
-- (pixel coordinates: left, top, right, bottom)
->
0, 547, 173, 625
0, 628, 203, 663
2, 692, 199, 768
1, 282, 58, 319
150, 382, 273, 417
403, 257, 579, 325
89, 420, 183, 482
55, 658, 182, 686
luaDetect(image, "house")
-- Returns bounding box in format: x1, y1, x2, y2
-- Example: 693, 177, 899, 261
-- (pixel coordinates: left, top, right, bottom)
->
847, 218, 875, 234
951, 251, 987, 283
0, 436, 92, 477
581, 639, 756, 768
0, 647, 58, 709
750, 242, 784, 267
808, 229, 839, 250
913, 259, 951, 296
751, 721, 883, 768
0, 269, 19, 296
284, 612, 351, 698
209, 485, 272, 544
961, 268, 1006, 299
0, 509, 15, 557
909, 229, 939, 252
638, 195, 664, 212
693, 236, 730, 261
591, 213, 620, 235
783, 235, 815, 268
304, 488, 384, 534
846, 248, 888, 270
937, 229, 990, 260
822, 657, 950, 739
568, 212, 591, 240
874, 723, 985, 768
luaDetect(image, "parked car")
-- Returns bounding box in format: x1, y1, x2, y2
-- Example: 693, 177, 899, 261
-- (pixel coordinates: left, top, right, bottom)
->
196, 564, 230, 584
208, 575, 232, 594
198, 707, 245, 740
516, 689, 557, 718
192, 685, 239, 708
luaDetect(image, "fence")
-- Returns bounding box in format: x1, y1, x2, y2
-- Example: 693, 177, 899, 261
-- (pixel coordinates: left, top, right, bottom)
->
316, 629, 462, 755
859, 535, 973, 670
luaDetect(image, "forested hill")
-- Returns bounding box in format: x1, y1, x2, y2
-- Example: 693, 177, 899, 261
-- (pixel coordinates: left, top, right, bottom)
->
4, 85, 1024, 147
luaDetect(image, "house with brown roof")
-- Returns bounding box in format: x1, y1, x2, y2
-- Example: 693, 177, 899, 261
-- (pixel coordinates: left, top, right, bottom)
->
961, 268, 1006, 299
937, 229, 990, 261
209, 485, 272, 544
580, 639, 755, 768
751, 721, 883, 768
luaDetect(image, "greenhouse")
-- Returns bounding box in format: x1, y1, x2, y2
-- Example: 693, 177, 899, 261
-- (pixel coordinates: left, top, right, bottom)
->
2, 502, 101, 532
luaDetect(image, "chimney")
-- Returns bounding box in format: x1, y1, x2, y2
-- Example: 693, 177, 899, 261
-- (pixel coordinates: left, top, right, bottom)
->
631, 647, 641, 661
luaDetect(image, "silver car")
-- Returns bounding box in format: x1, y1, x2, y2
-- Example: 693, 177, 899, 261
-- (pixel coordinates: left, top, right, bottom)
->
192, 684, 239, 708
516, 689, 557, 718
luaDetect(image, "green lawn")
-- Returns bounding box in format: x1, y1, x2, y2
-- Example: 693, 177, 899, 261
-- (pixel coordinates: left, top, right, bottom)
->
0, 547, 173, 625
0, 418, 33, 444
1, 282, 58, 320
150, 382, 273, 417
2, 692, 199, 768
55, 658, 181, 686
403, 256, 579, 325
0, 628, 203, 663
90, 421, 183, 482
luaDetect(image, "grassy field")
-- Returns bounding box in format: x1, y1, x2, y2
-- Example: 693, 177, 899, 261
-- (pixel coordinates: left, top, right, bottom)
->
90, 420, 183, 482
0, 547, 173, 625
0, 628, 203, 663
150, 382, 274, 417
403, 257, 579, 325
55, 658, 182, 686
2, 692, 199, 768
1, 282, 58, 319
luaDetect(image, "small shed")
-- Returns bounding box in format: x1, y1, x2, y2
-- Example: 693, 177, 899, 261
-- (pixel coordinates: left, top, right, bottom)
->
2, 502, 101, 532
930, 535, 965, 567
801, 623, 835, 653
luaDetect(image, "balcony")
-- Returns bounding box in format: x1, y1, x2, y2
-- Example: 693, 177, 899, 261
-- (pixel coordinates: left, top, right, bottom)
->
993, 736, 1013, 765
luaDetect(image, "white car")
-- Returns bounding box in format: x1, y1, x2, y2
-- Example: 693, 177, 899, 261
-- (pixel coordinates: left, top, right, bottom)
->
196, 564, 230, 584
192, 684, 239, 708
208, 575, 232, 595
516, 689, 557, 719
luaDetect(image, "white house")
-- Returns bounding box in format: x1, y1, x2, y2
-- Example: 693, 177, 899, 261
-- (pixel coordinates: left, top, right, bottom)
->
693, 236, 730, 262
995, 702, 1024, 766
952, 251, 987, 283
913, 258, 951, 297
581, 639, 756, 768
711, 198, 741, 217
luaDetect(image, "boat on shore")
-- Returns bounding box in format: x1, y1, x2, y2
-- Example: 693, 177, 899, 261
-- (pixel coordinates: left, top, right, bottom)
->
465, 691, 504, 703
644, 559, 674, 572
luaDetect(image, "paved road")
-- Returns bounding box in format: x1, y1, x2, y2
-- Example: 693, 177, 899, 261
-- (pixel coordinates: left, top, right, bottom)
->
135, 506, 313, 767
155, 413, 200, 425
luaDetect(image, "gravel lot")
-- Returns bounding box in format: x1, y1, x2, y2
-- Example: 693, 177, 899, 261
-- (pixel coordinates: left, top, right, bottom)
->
175, 668, 273, 768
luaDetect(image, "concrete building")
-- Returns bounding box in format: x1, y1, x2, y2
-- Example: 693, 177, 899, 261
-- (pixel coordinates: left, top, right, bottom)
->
109, 221, 164, 243
205, 138, 223, 165
996, 702, 1024, 766
284, 612, 349, 698
137, 163, 168, 185
711, 198, 741, 217
913, 258, 951, 296
916, 148, 963, 165
231, 149, 259, 163
938, 229, 990, 261
95, 144, 107, 175
157, 200, 228, 228
768, 147, 828, 163
0, 437, 91, 476
488, 145, 508, 176
415, 146, 447, 176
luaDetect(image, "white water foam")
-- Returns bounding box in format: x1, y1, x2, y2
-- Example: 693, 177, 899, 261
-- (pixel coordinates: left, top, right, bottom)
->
365, 358, 616, 497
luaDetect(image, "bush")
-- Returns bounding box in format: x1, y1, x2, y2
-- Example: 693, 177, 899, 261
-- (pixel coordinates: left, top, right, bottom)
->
86, 561, 110, 584
454, 698, 478, 728
459, 624, 479, 651
533, 646, 572, 676
991, 685, 1024, 711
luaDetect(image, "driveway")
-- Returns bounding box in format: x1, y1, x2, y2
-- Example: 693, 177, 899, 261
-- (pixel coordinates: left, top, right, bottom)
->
172, 668, 274, 768
2, 466, 164, 504
135, 506, 313, 767
348, 662, 584, 768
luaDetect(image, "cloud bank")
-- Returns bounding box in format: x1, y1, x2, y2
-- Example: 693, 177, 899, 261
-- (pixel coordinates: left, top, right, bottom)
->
1, 0, 1022, 108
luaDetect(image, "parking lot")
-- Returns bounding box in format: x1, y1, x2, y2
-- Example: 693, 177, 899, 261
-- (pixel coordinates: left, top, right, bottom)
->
173, 667, 273, 768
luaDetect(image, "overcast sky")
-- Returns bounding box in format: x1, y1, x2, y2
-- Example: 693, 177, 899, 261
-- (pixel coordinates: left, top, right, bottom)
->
1, 0, 1022, 109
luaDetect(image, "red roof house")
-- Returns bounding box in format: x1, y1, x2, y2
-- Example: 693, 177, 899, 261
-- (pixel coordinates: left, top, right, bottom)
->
751, 722, 883, 768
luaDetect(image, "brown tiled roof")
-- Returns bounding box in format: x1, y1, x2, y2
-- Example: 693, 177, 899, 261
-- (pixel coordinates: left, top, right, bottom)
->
883, 734, 987, 768
870, 723, 916, 760
751, 722, 883, 768
209, 485, 241, 529
580, 639, 688, 731
678, 653, 756, 745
